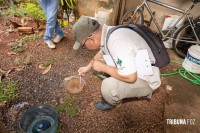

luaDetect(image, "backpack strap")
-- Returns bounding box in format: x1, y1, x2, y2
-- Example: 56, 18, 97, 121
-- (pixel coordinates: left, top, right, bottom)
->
105, 25, 127, 67
106, 25, 156, 66
106, 24, 170, 68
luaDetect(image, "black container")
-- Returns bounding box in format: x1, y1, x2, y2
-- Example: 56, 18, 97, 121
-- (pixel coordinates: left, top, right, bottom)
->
19, 105, 58, 133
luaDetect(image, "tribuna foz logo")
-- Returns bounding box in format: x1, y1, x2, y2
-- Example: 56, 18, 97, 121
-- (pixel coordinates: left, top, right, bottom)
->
166, 119, 195, 125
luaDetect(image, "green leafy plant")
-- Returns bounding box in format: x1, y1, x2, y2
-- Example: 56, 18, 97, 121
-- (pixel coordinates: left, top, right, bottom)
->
58, 19, 64, 28
21, 3, 46, 21
5, 3, 46, 28
6, 6, 25, 17
0, 0, 5, 4
40, 60, 54, 68
10, 34, 41, 52
56, 96, 79, 117
0, 9, 7, 19
20, 3, 46, 28
14, 0, 22, 3
0, 81, 19, 103
60, 0, 78, 9
27, 0, 38, 4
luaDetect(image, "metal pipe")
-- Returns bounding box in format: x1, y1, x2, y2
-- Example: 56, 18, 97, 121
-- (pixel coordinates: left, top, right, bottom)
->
149, 0, 185, 13
145, 1, 164, 36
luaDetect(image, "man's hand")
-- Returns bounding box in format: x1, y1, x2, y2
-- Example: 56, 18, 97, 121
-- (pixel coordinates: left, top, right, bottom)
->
91, 60, 106, 72
78, 66, 90, 76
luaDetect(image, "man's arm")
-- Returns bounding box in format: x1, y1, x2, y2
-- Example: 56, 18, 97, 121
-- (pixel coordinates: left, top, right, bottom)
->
85, 51, 103, 70
78, 51, 103, 76
91, 60, 137, 83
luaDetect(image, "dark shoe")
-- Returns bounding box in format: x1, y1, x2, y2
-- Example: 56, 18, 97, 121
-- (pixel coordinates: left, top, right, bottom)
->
95, 100, 115, 111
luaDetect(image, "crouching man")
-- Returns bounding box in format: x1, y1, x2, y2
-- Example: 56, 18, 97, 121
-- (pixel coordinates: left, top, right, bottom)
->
72, 16, 161, 111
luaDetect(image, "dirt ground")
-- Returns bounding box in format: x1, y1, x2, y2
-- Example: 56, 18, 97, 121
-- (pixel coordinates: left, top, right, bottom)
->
0, 17, 166, 133
164, 50, 200, 133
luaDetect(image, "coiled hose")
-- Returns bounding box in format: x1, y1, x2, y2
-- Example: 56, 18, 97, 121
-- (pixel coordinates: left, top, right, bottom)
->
160, 60, 200, 85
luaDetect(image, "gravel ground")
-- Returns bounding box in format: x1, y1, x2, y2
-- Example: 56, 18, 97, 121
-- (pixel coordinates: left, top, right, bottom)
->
0, 18, 166, 133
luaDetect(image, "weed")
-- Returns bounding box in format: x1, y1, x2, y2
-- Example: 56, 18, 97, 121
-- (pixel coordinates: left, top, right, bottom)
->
0, 81, 19, 103
14, 56, 32, 71
4, 2, 46, 28
14, 0, 22, 3
5, 2, 45, 19
6, 6, 25, 17
20, 2, 46, 28
0, 9, 7, 20
56, 96, 79, 117
0, 0, 5, 4
20, 3, 46, 21
10, 34, 41, 52
41, 60, 54, 68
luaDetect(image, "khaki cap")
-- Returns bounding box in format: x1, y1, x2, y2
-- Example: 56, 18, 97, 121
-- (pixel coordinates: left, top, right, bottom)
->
72, 16, 100, 50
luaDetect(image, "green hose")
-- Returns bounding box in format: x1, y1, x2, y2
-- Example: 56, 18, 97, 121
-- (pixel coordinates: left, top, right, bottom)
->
160, 60, 200, 85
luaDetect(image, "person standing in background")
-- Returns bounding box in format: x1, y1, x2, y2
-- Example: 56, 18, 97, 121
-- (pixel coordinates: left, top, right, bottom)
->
37, 0, 64, 49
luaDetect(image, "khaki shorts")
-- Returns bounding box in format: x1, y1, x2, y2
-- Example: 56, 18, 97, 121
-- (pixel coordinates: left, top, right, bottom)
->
101, 77, 153, 106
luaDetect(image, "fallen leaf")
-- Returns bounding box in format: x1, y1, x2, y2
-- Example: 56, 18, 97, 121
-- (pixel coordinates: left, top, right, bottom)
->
21, 17, 28, 26
5, 68, 14, 77
38, 24, 46, 31
0, 69, 6, 73
64, 76, 74, 81
166, 85, 172, 91
42, 64, 51, 74
38, 64, 46, 70
7, 52, 17, 55
173, 68, 178, 71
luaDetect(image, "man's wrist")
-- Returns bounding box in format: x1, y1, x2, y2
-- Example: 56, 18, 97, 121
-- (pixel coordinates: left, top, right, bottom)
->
87, 62, 92, 71
103, 64, 108, 74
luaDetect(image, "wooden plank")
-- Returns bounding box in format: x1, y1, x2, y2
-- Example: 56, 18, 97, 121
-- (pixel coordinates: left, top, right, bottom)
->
17, 27, 34, 34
